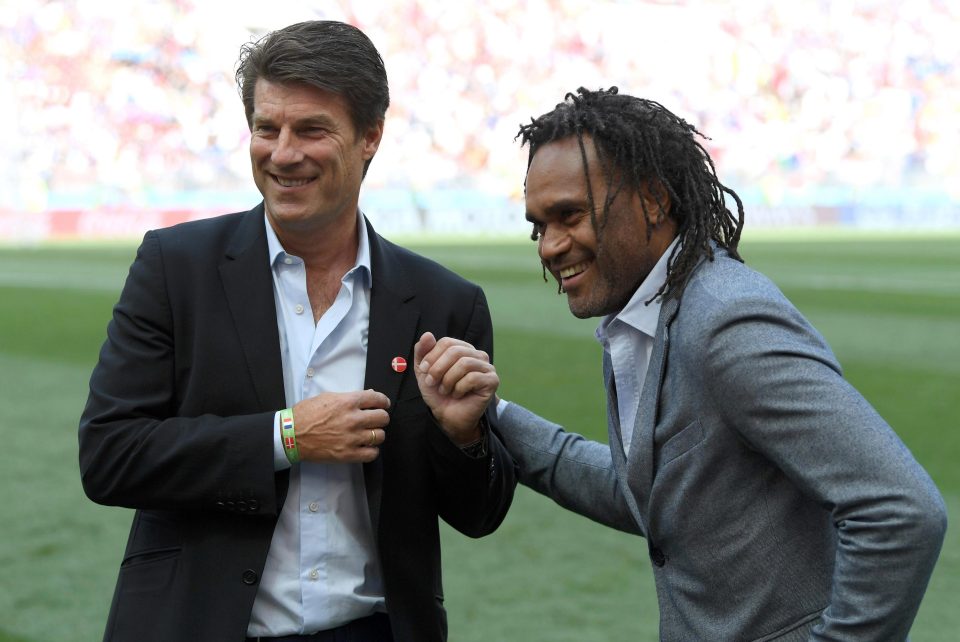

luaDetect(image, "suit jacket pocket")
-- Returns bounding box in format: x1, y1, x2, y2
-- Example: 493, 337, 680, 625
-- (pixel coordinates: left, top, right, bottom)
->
118, 546, 181, 594
658, 419, 705, 468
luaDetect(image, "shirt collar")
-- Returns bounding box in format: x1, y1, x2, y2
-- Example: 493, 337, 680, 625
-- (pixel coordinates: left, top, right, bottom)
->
596, 236, 679, 344
264, 211, 372, 287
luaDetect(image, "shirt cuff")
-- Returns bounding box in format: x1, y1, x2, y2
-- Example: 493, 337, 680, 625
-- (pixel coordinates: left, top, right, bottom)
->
496, 397, 510, 419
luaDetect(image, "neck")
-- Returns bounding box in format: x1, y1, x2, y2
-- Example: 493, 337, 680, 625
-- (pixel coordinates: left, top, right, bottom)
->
271, 211, 360, 271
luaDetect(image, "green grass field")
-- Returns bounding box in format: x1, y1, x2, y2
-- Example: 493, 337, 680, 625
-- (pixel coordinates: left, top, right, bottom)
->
1, 231, 957, 641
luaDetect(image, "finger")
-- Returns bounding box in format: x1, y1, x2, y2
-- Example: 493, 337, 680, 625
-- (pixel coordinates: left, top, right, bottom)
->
358, 409, 390, 430
418, 335, 470, 379
351, 428, 385, 463
415, 332, 438, 372
356, 427, 383, 448
440, 359, 497, 398
430, 346, 490, 394
353, 446, 382, 464
452, 370, 499, 400
356, 388, 391, 410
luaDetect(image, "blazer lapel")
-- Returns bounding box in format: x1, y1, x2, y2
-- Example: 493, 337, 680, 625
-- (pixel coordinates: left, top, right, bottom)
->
362, 218, 421, 535
625, 251, 712, 514
218, 205, 286, 411
625, 296, 680, 517
624, 247, 715, 514
604, 352, 647, 533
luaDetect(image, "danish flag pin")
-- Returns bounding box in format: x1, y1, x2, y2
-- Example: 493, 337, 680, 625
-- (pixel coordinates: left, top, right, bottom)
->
391, 356, 407, 373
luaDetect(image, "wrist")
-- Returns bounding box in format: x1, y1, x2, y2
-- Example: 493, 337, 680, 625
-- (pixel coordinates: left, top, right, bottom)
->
456, 415, 489, 458
280, 407, 300, 464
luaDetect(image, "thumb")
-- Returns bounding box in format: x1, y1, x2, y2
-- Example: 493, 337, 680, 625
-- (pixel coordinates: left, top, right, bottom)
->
414, 331, 437, 372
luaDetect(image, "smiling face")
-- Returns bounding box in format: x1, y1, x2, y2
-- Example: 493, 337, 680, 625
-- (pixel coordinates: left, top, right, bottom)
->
524, 135, 677, 319
249, 79, 383, 243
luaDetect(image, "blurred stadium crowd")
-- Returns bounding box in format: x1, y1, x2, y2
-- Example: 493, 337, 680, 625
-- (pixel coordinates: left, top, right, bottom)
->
2, 0, 958, 237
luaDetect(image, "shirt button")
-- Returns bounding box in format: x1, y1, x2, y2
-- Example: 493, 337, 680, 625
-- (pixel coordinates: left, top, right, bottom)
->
283, 257, 293, 265
309, 569, 319, 581
295, 304, 304, 314
308, 501, 319, 512
306, 368, 315, 378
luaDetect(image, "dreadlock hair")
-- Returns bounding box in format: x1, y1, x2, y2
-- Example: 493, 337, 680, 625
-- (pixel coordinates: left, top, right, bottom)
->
516, 86, 745, 300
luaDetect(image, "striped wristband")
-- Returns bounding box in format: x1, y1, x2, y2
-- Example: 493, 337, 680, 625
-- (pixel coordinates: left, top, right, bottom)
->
280, 408, 299, 464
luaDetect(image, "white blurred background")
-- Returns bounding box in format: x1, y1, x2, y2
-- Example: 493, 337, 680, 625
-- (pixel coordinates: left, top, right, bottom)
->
2, 0, 959, 241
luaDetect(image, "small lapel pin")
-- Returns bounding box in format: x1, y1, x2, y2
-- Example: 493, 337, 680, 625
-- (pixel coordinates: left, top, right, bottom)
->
391, 356, 407, 373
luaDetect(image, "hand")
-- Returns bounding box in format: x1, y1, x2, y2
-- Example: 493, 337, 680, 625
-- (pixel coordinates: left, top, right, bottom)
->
414, 332, 499, 445
292, 390, 390, 463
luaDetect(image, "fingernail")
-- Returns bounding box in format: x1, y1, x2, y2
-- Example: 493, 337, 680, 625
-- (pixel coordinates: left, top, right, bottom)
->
419, 360, 430, 372
425, 374, 435, 386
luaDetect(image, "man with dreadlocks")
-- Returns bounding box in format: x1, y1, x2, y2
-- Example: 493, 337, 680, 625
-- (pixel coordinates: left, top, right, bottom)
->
417, 87, 946, 640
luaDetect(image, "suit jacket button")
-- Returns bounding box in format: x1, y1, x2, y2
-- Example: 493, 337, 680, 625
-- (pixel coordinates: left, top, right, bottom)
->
247, 499, 259, 511
650, 547, 666, 567
242, 569, 259, 585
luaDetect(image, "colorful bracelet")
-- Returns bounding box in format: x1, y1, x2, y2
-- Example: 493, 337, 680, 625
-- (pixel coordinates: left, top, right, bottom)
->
280, 407, 299, 464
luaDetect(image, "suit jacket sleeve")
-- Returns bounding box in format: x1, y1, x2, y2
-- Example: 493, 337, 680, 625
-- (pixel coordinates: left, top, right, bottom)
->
691, 280, 947, 640
423, 287, 517, 538
79, 230, 280, 515
497, 402, 642, 535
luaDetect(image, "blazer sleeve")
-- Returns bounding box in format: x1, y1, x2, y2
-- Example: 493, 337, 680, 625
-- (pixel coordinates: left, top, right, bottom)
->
424, 286, 518, 538
695, 283, 947, 640
78, 231, 281, 515
497, 402, 642, 536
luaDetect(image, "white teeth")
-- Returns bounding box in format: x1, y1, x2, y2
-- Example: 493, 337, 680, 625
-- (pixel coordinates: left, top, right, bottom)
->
275, 176, 312, 187
559, 262, 589, 279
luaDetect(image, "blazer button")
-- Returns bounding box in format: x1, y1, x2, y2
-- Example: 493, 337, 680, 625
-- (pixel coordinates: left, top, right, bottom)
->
650, 547, 666, 567
242, 569, 259, 585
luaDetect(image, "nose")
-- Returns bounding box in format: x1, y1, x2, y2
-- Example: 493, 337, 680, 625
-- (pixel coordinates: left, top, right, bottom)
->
271, 128, 304, 166
538, 223, 571, 264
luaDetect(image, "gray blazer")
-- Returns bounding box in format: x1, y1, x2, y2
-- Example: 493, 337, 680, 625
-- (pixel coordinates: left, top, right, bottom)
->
498, 249, 946, 641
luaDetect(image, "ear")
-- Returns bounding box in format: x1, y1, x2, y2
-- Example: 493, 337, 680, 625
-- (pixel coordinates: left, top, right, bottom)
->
360, 119, 384, 161
639, 179, 671, 226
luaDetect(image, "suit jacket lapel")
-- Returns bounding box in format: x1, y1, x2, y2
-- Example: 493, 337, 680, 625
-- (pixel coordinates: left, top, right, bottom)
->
604, 352, 647, 533
219, 204, 285, 411
626, 295, 680, 518
362, 217, 421, 535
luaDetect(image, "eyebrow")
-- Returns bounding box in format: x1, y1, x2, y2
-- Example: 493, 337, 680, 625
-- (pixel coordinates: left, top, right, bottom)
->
251, 114, 337, 129
526, 197, 585, 222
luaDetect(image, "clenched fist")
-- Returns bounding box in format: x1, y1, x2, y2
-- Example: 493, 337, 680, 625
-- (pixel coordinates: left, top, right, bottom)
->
414, 332, 499, 445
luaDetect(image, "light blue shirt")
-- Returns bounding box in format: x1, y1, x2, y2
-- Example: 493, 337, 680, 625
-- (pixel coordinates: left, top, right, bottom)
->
595, 237, 677, 454
247, 213, 385, 637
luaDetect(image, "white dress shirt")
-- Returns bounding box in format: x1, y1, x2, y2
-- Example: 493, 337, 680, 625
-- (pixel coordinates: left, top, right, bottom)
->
595, 238, 678, 454
247, 213, 385, 637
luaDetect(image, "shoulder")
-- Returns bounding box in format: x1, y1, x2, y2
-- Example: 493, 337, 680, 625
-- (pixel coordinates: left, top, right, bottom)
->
670, 251, 837, 367
150, 210, 250, 248
686, 251, 782, 304
372, 234, 482, 297
674, 251, 793, 325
